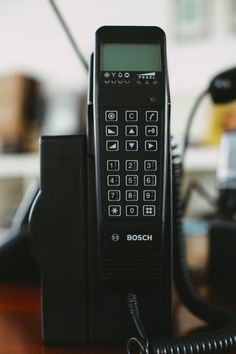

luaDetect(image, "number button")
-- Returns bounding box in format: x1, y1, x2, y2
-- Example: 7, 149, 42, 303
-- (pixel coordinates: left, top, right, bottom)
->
145, 111, 158, 122
108, 190, 121, 201
143, 205, 156, 216
105, 111, 118, 121
143, 190, 156, 201
107, 175, 120, 186
108, 205, 121, 216
145, 125, 158, 136
106, 125, 118, 136
126, 190, 138, 201
144, 160, 157, 171
125, 110, 138, 121
107, 160, 120, 171
144, 175, 157, 186
126, 175, 138, 186
125, 160, 138, 171
126, 205, 138, 216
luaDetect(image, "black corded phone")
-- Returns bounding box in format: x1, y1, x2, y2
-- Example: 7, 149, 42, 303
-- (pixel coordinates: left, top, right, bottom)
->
30, 25, 173, 345
29, 24, 236, 353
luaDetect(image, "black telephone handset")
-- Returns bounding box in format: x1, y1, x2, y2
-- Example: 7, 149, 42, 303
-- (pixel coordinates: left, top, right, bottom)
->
92, 26, 170, 290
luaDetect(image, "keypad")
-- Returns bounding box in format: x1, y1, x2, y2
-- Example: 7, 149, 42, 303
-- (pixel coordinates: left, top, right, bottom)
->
103, 108, 160, 218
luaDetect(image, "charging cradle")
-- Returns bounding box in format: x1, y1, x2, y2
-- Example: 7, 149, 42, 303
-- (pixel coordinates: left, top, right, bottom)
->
29, 132, 173, 345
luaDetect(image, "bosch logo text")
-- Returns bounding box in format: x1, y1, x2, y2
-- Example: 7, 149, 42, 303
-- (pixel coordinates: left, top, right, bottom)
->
127, 234, 153, 241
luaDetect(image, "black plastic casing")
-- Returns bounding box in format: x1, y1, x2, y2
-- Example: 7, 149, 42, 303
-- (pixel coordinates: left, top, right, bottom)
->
29, 26, 173, 345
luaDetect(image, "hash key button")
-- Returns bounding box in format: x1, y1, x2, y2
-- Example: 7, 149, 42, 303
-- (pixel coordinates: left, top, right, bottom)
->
143, 205, 156, 216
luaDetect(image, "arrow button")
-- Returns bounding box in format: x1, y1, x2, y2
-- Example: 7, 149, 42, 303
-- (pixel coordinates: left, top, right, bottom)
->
125, 140, 138, 151
125, 125, 138, 136
145, 140, 157, 151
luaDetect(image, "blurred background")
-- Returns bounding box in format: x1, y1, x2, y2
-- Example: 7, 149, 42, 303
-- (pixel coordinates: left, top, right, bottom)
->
0, 0, 236, 280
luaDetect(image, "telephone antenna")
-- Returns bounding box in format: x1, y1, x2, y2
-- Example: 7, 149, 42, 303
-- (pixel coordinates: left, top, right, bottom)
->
48, 0, 89, 72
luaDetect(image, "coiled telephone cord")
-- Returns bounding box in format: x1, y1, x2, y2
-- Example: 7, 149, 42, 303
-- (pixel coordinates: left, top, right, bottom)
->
127, 145, 236, 354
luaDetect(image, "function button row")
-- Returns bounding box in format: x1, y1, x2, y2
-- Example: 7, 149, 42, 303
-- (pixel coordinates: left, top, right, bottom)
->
108, 205, 156, 217
107, 160, 157, 171
107, 175, 157, 187
105, 110, 158, 122
106, 140, 157, 152
107, 190, 157, 202
106, 125, 158, 137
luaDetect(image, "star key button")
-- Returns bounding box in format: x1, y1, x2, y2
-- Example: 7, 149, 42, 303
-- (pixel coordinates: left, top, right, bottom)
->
108, 205, 121, 216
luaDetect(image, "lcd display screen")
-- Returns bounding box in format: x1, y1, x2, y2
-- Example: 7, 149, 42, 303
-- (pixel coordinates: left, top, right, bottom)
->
101, 42, 162, 71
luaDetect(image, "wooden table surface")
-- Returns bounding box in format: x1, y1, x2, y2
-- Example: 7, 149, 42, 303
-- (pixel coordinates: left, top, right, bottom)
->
0, 282, 235, 354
